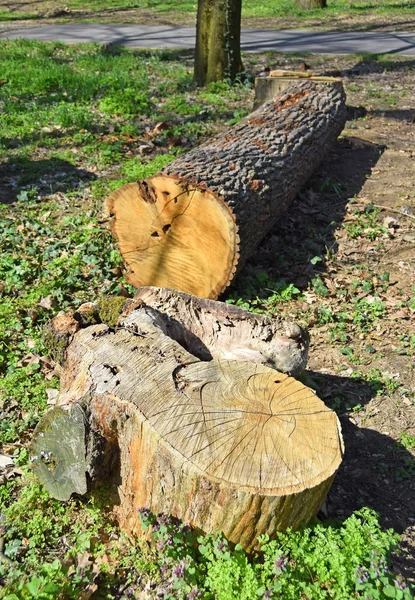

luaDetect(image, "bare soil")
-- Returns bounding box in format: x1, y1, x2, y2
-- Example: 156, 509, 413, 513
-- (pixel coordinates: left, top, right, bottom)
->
1, 0, 415, 31
241, 51, 415, 582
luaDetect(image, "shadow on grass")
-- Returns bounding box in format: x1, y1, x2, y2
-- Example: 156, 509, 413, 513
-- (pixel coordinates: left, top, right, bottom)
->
100, 42, 194, 63
225, 135, 384, 299
350, 2, 415, 11
0, 156, 96, 203
343, 55, 415, 75
305, 370, 415, 580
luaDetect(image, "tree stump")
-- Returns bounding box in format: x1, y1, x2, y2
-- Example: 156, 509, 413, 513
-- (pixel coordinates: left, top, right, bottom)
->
296, 0, 327, 9
31, 290, 343, 552
106, 80, 346, 299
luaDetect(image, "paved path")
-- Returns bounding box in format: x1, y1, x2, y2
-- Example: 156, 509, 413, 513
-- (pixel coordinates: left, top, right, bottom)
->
2, 24, 415, 55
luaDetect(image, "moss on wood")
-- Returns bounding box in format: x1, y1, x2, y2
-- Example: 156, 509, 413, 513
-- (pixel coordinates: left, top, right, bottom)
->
96, 296, 129, 328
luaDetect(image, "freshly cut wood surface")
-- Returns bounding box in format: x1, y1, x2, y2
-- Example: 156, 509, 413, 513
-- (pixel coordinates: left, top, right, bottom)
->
254, 72, 342, 110
106, 176, 239, 299
32, 298, 343, 551
106, 81, 346, 298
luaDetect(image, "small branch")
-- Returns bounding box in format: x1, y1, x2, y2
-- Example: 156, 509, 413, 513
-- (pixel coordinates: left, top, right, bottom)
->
352, 203, 415, 221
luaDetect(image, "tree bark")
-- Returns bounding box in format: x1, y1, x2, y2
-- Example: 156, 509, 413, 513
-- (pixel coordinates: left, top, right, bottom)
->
296, 0, 327, 8
194, 0, 243, 86
31, 292, 343, 552
106, 80, 346, 299
254, 71, 341, 110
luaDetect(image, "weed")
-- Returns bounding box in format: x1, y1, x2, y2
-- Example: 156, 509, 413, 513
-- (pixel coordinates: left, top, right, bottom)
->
0, 367, 58, 445
395, 457, 415, 482
352, 368, 402, 396
346, 204, 387, 241
397, 433, 415, 451
319, 175, 346, 198
99, 89, 151, 117
226, 273, 302, 314
120, 153, 177, 183
311, 275, 329, 297
136, 507, 411, 599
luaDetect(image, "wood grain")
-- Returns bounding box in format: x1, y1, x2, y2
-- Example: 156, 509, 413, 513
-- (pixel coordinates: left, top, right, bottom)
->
32, 298, 343, 550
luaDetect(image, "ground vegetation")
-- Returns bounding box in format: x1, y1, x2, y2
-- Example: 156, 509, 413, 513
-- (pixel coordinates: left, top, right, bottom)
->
0, 39, 414, 598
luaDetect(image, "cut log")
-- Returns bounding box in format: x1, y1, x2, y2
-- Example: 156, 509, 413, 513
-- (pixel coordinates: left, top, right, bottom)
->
130, 287, 309, 375
253, 71, 342, 110
32, 292, 343, 552
43, 287, 310, 377
106, 80, 346, 299
296, 0, 327, 9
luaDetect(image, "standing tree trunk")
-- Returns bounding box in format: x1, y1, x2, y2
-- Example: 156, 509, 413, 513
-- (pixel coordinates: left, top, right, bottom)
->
296, 0, 327, 8
194, 0, 243, 86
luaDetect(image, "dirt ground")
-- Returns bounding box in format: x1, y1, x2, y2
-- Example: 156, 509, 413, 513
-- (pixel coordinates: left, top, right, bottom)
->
1, 0, 415, 31
239, 51, 415, 583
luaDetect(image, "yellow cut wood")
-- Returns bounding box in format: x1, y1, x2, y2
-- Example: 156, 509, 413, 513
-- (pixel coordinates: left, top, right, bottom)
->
106, 177, 239, 299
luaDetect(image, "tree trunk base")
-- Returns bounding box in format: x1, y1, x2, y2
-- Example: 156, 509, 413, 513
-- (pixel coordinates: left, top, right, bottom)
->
32, 290, 343, 552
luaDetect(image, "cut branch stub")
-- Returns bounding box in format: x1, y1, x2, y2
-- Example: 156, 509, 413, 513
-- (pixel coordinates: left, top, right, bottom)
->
31, 404, 87, 501
106, 176, 239, 299
32, 299, 343, 551
106, 80, 346, 299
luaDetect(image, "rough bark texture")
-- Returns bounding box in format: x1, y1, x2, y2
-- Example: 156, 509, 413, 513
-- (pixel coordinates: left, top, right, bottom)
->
131, 287, 309, 376
163, 81, 345, 269
32, 291, 343, 552
194, 0, 243, 86
106, 81, 346, 298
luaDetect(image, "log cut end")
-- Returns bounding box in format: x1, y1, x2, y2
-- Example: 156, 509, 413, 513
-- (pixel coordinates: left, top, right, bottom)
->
105, 177, 239, 298
143, 361, 343, 496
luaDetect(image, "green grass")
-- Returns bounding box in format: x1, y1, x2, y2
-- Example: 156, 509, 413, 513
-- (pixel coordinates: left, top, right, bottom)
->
1, 38, 414, 598
1, 479, 411, 599
0, 39, 251, 595
0, 38, 252, 434
0, 0, 414, 25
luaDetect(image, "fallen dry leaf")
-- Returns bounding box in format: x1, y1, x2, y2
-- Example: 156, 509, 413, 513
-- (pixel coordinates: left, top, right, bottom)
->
16, 353, 40, 368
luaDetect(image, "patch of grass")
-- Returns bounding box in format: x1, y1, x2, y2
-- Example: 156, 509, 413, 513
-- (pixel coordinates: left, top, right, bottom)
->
346, 203, 387, 241
0, 9, 38, 21
120, 153, 178, 182
0, 477, 159, 598
0, 367, 58, 445
2, 478, 410, 598
1, 0, 415, 25
226, 272, 303, 314
352, 368, 402, 396
398, 433, 415, 450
